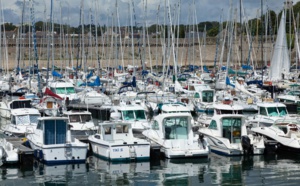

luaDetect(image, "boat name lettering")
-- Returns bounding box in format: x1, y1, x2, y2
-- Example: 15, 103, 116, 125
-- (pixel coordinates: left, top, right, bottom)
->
113, 148, 123, 152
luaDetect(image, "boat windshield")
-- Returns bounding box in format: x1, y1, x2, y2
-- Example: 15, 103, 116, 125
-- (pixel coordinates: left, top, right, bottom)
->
69, 114, 92, 123
288, 91, 300, 96
14, 114, 40, 125
163, 117, 189, 140
267, 107, 287, 117
222, 117, 242, 143
56, 87, 75, 94
218, 109, 243, 114
202, 90, 214, 103
134, 110, 146, 120
122, 110, 135, 121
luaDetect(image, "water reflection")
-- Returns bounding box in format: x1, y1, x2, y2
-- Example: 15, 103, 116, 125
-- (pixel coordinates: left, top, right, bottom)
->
33, 161, 88, 185
208, 154, 244, 185
158, 158, 208, 186
1, 154, 300, 185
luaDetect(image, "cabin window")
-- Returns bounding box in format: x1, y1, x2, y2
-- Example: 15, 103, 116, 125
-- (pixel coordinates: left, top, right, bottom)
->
135, 110, 146, 120
259, 107, 267, 116
104, 126, 111, 134
29, 115, 40, 124
123, 125, 129, 133
44, 119, 67, 145
116, 125, 129, 134
116, 125, 123, 133
267, 107, 278, 116
66, 87, 75, 94
189, 86, 195, 91
222, 118, 242, 143
208, 120, 218, 130
56, 88, 67, 94
202, 91, 214, 102
164, 117, 188, 140
81, 115, 92, 122
69, 115, 80, 122
152, 121, 159, 130
11, 116, 16, 125
122, 111, 135, 121
16, 115, 30, 125
278, 107, 287, 116
50, 87, 56, 93
37, 121, 43, 130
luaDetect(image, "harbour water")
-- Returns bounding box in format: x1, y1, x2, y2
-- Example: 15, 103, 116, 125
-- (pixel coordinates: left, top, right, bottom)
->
1, 152, 300, 186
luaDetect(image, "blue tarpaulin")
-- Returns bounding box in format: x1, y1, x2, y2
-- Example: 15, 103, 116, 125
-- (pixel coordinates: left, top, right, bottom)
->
203, 66, 210, 73
221, 66, 226, 71
86, 71, 93, 79
52, 70, 63, 78
241, 65, 253, 70
142, 70, 149, 76
80, 76, 101, 87
226, 76, 235, 88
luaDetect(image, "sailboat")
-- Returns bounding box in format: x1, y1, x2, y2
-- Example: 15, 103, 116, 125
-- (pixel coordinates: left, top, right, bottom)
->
269, 11, 290, 81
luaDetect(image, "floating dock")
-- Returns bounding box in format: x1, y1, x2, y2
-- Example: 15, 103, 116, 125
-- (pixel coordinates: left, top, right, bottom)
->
6, 137, 34, 166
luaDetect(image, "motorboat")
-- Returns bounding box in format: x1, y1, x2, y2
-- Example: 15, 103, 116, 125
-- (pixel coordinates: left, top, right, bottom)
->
199, 114, 265, 156
0, 98, 32, 119
246, 102, 295, 128
109, 103, 150, 133
197, 97, 243, 127
77, 87, 112, 105
142, 112, 209, 158
251, 119, 300, 153
63, 110, 97, 137
48, 80, 79, 101
89, 121, 150, 161
1, 108, 40, 137
26, 117, 88, 164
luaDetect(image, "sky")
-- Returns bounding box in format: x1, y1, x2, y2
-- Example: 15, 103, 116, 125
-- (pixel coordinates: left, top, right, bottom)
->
1, 0, 299, 26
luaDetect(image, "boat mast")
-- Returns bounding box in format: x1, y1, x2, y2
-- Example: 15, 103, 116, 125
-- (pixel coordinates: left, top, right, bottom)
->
240, 0, 243, 68
29, 0, 42, 95
261, 0, 263, 83
46, 0, 53, 85
75, 0, 83, 80
17, 0, 26, 75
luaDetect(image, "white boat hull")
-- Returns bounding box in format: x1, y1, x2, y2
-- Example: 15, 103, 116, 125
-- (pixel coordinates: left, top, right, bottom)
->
0, 139, 19, 164
89, 140, 150, 161
28, 140, 87, 164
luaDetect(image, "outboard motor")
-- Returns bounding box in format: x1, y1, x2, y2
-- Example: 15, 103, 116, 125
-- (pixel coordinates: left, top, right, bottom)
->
198, 133, 206, 149
241, 136, 253, 155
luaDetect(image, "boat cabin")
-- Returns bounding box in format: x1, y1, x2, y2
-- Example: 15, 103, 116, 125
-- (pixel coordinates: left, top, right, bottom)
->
64, 111, 93, 124
208, 115, 246, 143
95, 122, 133, 141
157, 103, 190, 114
35, 117, 69, 145
11, 108, 40, 125
48, 81, 77, 100
9, 99, 31, 109
257, 102, 288, 117
151, 113, 193, 140
273, 119, 300, 137
213, 102, 243, 115
110, 105, 147, 122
